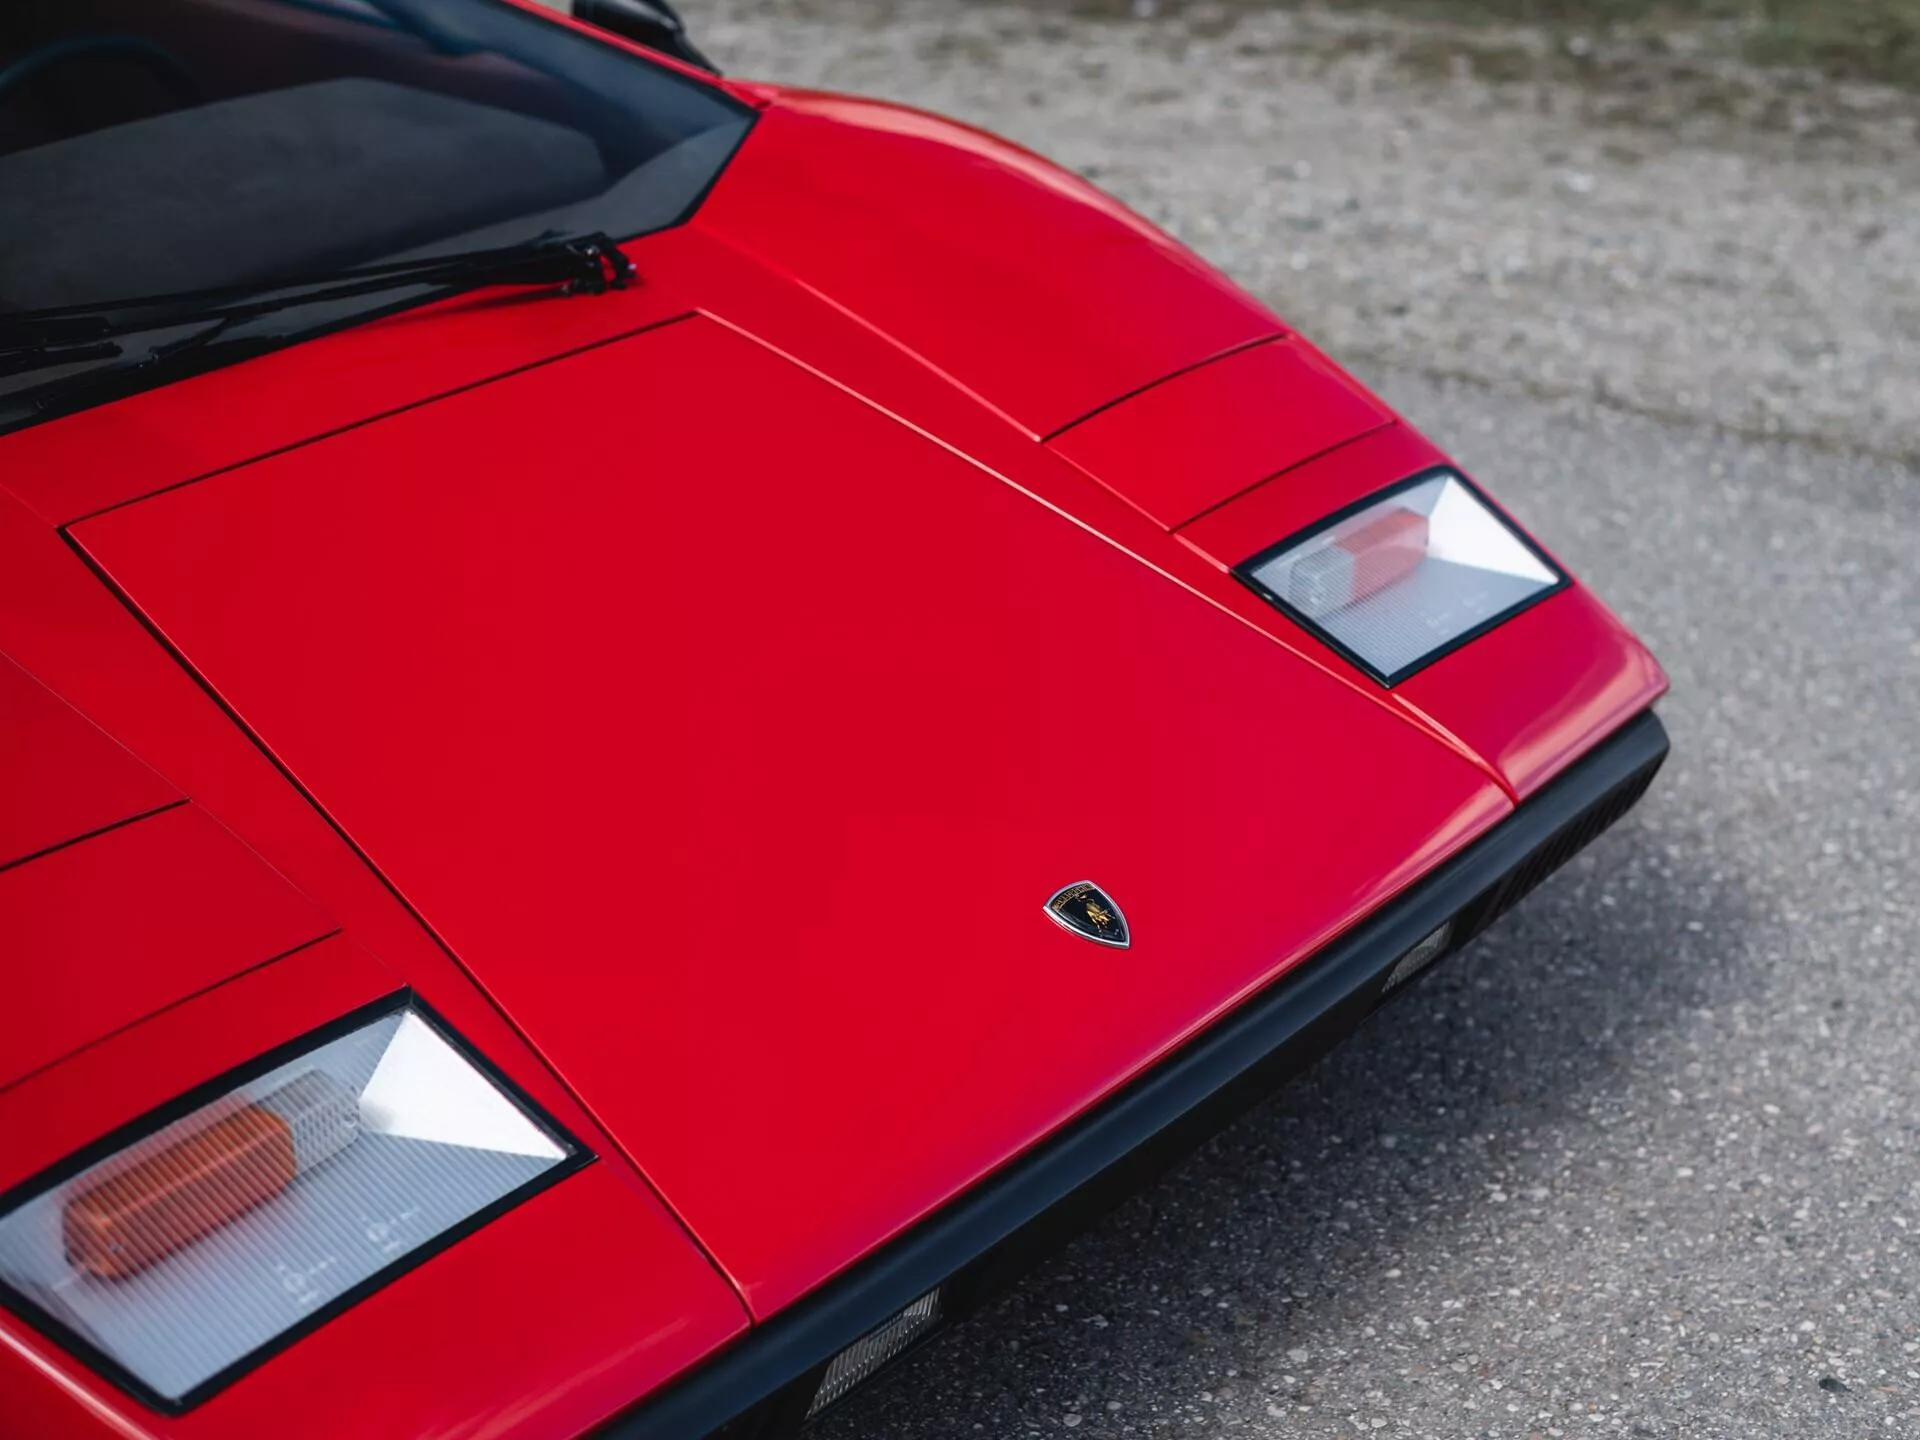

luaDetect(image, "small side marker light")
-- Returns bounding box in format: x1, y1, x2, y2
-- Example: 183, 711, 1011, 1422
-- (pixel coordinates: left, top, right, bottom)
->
1383, 922, 1453, 993
807, 1288, 944, 1417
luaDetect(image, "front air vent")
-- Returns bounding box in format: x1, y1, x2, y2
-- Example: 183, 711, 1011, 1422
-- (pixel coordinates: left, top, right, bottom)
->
1454, 754, 1663, 944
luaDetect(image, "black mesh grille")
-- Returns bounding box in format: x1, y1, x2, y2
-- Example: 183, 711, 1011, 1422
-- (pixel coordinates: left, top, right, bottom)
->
1454, 753, 1662, 943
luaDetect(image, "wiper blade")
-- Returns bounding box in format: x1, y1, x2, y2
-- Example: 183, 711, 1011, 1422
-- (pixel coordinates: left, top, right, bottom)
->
0, 233, 636, 351
0, 338, 123, 380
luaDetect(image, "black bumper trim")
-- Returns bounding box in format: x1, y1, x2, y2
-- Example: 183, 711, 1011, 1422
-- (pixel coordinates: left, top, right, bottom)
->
606, 711, 1670, 1440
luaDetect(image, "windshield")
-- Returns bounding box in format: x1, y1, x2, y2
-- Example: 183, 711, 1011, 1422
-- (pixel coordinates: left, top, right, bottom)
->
0, 0, 751, 423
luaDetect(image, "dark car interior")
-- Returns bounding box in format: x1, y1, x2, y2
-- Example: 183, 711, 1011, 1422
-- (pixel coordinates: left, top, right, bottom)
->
0, 0, 750, 310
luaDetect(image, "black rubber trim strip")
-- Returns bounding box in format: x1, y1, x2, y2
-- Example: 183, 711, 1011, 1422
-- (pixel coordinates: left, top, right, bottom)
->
601, 709, 1670, 1440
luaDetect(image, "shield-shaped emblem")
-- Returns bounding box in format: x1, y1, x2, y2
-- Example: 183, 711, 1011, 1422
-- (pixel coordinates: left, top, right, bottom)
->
1043, 881, 1130, 949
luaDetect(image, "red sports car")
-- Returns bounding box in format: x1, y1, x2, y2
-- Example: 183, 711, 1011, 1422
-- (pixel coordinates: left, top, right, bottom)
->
0, 2, 1668, 1436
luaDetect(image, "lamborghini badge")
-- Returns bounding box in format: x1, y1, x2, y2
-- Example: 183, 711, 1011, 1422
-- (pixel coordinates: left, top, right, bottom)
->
1044, 881, 1130, 949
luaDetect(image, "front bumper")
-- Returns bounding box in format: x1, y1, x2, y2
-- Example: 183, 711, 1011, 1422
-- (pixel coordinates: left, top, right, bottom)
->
609, 710, 1670, 1440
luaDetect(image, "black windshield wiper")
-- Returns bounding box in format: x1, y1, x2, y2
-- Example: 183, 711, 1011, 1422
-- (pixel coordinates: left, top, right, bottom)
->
0, 233, 636, 354
0, 339, 123, 380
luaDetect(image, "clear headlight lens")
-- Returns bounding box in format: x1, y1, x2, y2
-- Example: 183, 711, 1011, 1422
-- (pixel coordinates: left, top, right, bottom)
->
0, 997, 582, 1410
1237, 470, 1565, 684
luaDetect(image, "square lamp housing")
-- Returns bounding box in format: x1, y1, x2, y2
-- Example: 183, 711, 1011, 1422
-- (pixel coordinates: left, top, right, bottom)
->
0, 995, 585, 1412
1236, 469, 1568, 685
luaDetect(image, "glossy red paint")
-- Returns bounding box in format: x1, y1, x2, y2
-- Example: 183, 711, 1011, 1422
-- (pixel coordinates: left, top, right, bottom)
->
1048, 338, 1395, 529
0, 803, 328, 1091
1396, 586, 1670, 799
1174, 425, 1669, 796
0, 28, 1667, 1438
695, 94, 1284, 437
72, 315, 1510, 1315
0, 951, 749, 1440
1172, 422, 1452, 568
0, 491, 675, 1167
0, 285, 692, 528
0, 936, 391, 1198
0, 652, 178, 870
590, 227, 1503, 800
0, 495, 752, 1436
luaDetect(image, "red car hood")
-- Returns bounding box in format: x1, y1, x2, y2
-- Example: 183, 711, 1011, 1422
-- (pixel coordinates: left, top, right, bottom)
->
694, 90, 1285, 438
70, 315, 1508, 1314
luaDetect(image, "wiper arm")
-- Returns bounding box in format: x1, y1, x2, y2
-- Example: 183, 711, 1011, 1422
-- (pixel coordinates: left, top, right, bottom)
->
0, 233, 636, 352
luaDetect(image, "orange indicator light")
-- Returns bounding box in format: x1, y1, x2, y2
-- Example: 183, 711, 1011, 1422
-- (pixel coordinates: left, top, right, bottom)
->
63, 1072, 360, 1281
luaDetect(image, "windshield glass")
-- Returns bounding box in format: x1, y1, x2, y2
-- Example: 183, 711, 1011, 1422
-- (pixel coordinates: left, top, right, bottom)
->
0, 0, 751, 422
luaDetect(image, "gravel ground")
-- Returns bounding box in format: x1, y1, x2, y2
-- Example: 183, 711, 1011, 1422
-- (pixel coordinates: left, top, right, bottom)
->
670, 3, 1920, 1436
698, 0, 1920, 464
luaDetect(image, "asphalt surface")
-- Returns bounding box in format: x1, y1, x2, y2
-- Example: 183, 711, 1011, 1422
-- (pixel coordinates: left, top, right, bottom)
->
690, 4, 1920, 1436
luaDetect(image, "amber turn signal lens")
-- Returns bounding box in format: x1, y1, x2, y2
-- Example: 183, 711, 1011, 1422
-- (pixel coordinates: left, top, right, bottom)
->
0, 1002, 579, 1407
62, 1070, 361, 1280
65, 1106, 297, 1280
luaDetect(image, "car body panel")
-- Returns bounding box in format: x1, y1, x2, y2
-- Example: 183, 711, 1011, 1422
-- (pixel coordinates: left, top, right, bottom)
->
0, 489, 757, 1439
0, 652, 180, 870
1172, 422, 1452, 567
588, 225, 1505, 787
607, 713, 1669, 1440
0, 284, 695, 528
1173, 423, 1669, 796
0, 942, 753, 1440
0, 489, 678, 1166
0, 802, 329, 1091
1394, 586, 1669, 799
0, 212, 1494, 789
0, 935, 392, 1198
693, 94, 1285, 437
0, 36, 1668, 1437
1046, 338, 1395, 529
71, 315, 1511, 1315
